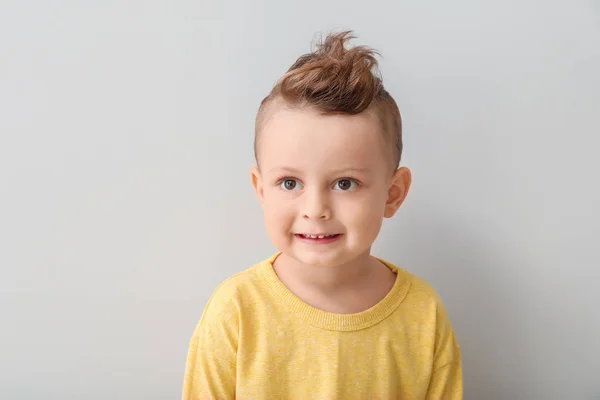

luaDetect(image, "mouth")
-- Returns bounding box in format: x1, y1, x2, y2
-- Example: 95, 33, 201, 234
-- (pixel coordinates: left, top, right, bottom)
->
294, 233, 342, 244
297, 233, 340, 239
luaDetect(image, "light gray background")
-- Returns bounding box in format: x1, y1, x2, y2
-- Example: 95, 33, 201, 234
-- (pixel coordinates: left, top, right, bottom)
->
1, 1, 599, 399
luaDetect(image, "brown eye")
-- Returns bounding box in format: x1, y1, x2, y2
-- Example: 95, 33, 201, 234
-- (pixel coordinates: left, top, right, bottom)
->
338, 180, 351, 190
285, 180, 296, 190
281, 179, 301, 191
335, 179, 357, 191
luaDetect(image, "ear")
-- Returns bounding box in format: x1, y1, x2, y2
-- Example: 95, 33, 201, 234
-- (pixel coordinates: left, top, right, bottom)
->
250, 166, 265, 205
384, 167, 412, 218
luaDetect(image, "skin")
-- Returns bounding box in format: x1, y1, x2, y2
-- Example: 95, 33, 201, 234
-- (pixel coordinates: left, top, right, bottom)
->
251, 105, 411, 314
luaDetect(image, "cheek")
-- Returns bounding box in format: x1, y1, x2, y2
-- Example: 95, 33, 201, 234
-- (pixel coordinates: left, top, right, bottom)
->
341, 192, 386, 230
263, 196, 294, 229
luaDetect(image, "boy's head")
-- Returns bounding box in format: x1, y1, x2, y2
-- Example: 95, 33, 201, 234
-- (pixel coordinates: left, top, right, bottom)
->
251, 31, 411, 268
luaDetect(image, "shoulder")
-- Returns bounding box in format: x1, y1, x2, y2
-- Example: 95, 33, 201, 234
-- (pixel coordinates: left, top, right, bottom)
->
383, 260, 461, 362
200, 259, 265, 317
405, 271, 445, 306
188, 257, 270, 345
381, 258, 453, 323
381, 258, 444, 306
402, 271, 462, 367
197, 253, 281, 322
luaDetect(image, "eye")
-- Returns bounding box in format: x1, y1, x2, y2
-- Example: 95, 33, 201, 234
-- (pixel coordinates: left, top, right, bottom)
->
334, 179, 359, 191
280, 179, 303, 191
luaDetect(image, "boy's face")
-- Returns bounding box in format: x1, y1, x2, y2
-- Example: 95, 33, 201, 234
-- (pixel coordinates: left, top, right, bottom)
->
251, 106, 410, 268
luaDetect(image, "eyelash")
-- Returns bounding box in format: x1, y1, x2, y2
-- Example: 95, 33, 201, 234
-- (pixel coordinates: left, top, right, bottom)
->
275, 177, 360, 191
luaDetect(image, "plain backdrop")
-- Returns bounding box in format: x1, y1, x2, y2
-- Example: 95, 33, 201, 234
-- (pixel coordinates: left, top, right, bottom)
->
1, 1, 599, 399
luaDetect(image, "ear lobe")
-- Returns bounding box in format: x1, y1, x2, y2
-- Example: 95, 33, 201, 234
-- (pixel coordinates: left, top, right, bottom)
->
384, 167, 412, 218
250, 167, 265, 204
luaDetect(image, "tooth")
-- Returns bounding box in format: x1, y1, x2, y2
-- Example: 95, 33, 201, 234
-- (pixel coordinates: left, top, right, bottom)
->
318, 235, 325, 239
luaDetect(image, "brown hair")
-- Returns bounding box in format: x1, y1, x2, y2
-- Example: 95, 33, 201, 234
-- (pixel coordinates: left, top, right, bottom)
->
254, 30, 403, 169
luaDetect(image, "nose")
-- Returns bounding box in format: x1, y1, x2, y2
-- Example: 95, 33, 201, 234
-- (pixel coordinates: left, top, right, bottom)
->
302, 188, 332, 220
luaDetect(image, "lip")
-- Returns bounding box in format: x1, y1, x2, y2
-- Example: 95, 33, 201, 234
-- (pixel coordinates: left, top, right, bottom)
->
294, 233, 343, 244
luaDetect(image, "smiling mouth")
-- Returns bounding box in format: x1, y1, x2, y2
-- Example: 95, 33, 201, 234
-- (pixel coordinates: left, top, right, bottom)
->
297, 233, 340, 239
294, 233, 343, 243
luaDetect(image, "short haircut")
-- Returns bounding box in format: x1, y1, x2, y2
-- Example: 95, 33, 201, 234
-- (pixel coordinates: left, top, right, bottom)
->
254, 30, 402, 169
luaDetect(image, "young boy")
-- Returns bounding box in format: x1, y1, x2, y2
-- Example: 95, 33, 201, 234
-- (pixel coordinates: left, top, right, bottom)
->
182, 31, 462, 399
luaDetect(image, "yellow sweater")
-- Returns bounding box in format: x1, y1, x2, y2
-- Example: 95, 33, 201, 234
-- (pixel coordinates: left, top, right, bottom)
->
182, 253, 462, 399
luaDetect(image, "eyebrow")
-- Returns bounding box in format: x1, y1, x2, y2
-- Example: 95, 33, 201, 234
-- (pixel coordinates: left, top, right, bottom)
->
268, 167, 370, 175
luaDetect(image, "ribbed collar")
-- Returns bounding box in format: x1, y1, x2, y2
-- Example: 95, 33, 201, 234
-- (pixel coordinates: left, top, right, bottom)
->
258, 253, 411, 331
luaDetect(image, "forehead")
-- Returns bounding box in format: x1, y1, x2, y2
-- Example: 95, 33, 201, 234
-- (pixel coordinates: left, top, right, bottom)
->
258, 107, 389, 173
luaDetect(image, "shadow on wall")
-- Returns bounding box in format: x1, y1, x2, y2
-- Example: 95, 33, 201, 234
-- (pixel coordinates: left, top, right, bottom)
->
382, 207, 536, 400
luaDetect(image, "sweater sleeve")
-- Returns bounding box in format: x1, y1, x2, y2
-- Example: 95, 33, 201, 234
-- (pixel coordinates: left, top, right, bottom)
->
182, 290, 239, 400
425, 299, 463, 399
425, 346, 463, 399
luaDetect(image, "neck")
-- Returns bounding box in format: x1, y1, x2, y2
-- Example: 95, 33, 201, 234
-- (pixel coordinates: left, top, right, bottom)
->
273, 250, 383, 291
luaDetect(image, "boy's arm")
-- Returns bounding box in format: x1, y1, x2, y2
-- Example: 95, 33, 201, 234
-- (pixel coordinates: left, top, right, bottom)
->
426, 300, 463, 399
426, 349, 463, 399
182, 293, 238, 400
